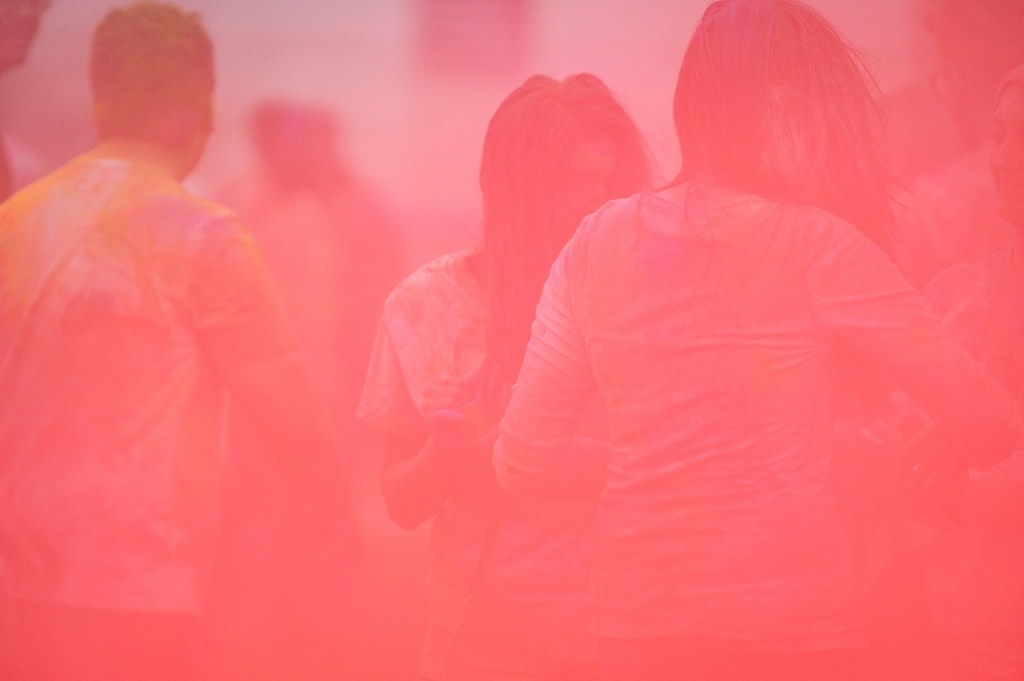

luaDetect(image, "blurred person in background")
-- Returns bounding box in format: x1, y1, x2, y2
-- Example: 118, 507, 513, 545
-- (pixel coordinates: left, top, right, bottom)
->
358, 73, 650, 681
492, 2, 1023, 680
0, 4, 356, 680
889, 0, 1024, 286
210, 99, 405, 680
0, 0, 48, 203
0, 0, 48, 662
919, 63, 1024, 681
219, 99, 405, 435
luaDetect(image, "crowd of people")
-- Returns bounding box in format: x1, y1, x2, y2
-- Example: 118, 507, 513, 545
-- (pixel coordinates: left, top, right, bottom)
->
0, 1, 1022, 680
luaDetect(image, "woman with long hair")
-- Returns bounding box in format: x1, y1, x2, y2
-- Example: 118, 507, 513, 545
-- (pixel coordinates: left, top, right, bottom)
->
358, 73, 650, 680
493, 2, 1022, 680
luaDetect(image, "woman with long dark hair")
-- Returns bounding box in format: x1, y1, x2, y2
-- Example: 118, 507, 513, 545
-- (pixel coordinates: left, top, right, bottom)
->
358, 73, 649, 680
493, 2, 1022, 680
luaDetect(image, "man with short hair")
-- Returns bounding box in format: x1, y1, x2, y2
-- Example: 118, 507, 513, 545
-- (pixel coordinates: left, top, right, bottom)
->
0, 4, 356, 679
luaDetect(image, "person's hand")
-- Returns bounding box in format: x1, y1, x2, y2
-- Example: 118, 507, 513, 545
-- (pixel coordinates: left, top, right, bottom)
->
423, 372, 493, 452
428, 408, 471, 455
423, 373, 501, 494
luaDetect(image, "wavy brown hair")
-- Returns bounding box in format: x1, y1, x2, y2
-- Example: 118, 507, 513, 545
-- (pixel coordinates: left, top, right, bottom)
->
477, 73, 650, 407
674, 0, 893, 248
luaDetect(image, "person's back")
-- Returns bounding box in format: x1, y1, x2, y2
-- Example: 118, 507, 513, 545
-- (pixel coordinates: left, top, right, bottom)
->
549, 184, 914, 644
0, 141, 277, 612
499, 181, 1020, 681
495, 8, 1021, 678
0, 5, 352, 680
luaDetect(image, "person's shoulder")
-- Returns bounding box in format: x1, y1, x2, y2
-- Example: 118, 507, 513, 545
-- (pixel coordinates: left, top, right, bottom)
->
140, 183, 245, 254
566, 191, 654, 256
581, 191, 649, 232
774, 201, 850, 234
390, 249, 471, 293
382, 249, 480, 318
0, 153, 84, 211
772, 202, 877, 260
69, 154, 245, 248
178, 193, 240, 238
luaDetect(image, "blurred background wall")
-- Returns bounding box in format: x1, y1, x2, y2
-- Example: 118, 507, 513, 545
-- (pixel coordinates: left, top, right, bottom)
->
0, 0, 943, 261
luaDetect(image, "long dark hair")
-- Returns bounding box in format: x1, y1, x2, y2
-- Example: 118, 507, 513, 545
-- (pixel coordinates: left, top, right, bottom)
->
673, 0, 893, 248
477, 73, 650, 408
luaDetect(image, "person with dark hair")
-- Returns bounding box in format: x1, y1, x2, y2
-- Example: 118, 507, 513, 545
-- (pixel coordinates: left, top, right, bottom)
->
0, 0, 48, 203
492, 2, 1022, 680
919, 64, 1024, 681
358, 73, 650, 681
0, 4, 355, 680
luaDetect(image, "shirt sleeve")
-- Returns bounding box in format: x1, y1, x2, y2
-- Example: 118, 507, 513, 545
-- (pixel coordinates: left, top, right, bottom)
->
494, 227, 598, 493
356, 313, 422, 434
187, 216, 298, 372
807, 219, 1023, 466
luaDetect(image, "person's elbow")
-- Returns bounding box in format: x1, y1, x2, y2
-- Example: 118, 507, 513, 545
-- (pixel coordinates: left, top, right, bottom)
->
492, 435, 550, 496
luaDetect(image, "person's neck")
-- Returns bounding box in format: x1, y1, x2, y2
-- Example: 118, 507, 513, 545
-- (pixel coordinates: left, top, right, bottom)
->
92, 138, 184, 180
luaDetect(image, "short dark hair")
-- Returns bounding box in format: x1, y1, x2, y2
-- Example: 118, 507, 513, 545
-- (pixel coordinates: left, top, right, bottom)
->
90, 2, 214, 144
674, 0, 893, 248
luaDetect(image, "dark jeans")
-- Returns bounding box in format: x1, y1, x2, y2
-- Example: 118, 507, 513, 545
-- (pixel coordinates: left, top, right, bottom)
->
2, 598, 203, 681
598, 637, 865, 681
